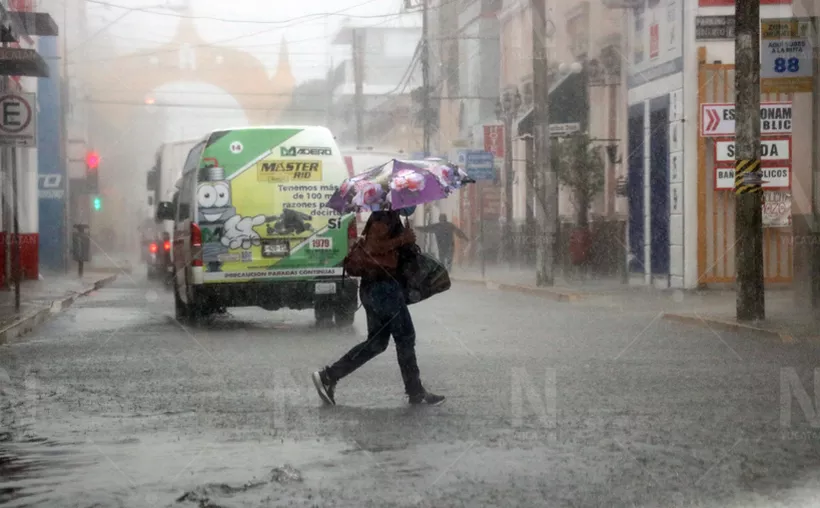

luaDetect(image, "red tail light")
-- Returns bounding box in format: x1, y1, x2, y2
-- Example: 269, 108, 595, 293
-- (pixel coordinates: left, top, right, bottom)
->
191, 223, 203, 267
163, 240, 171, 251
149, 242, 158, 254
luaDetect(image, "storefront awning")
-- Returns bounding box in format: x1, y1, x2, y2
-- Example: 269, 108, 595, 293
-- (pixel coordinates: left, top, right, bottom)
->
516, 69, 588, 136
0, 46, 49, 77
8, 11, 58, 37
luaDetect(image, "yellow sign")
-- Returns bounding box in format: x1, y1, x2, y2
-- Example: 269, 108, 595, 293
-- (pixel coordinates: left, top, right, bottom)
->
257, 160, 322, 182
761, 21, 809, 39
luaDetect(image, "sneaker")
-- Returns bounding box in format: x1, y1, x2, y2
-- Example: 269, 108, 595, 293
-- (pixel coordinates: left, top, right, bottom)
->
311, 370, 336, 405
409, 391, 445, 406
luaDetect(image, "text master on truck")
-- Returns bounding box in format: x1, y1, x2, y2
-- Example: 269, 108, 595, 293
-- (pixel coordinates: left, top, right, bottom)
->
155, 126, 359, 326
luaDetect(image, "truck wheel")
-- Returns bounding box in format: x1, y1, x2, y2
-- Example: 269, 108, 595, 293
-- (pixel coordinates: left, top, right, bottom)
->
174, 284, 188, 322
314, 300, 334, 327
188, 293, 213, 327
334, 295, 357, 327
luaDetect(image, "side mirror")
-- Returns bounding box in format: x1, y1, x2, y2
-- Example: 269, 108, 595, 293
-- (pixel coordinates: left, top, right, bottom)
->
155, 201, 175, 221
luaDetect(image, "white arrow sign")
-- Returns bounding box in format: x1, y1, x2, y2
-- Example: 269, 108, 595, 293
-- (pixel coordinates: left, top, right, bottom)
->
701, 102, 792, 137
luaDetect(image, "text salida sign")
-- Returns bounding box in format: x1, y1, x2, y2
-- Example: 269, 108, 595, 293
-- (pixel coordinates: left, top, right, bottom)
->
715, 138, 791, 162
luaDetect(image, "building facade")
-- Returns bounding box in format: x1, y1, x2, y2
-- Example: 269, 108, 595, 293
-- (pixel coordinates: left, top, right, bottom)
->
329, 17, 423, 149
624, 0, 814, 292
497, 0, 626, 272
0, 0, 56, 282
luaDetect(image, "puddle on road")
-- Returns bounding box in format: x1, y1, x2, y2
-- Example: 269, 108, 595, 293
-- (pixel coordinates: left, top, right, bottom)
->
0, 433, 364, 507
62, 307, 165, 334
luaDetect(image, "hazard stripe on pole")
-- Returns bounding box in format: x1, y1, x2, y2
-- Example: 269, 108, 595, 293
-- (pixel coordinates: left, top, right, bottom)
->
734, 159, 763, 194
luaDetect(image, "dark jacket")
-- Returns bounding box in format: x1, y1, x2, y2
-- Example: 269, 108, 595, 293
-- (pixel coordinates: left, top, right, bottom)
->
417, 221, 467, 254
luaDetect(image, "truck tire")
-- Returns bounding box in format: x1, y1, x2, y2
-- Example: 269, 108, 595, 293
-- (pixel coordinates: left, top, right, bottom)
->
334, 294, 358, 327
187, 291, 213, 327
174, 283, 188, 322
314, 299, 334, 327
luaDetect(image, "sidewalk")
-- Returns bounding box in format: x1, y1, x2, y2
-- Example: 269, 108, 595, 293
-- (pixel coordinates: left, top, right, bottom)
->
0, 272, 118, 344
449, 265, 819, 340
450, 265, 628, 301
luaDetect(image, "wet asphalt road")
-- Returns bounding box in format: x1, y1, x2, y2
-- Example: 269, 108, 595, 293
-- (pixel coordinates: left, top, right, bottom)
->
2, 276, 820, 507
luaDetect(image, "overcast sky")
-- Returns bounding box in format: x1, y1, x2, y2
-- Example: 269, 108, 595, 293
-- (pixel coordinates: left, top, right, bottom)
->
77, 0, 418, 140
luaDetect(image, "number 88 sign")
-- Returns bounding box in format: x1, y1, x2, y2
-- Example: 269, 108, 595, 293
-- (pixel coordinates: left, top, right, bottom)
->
773, 57, 800, 74
760, 18, 813, 94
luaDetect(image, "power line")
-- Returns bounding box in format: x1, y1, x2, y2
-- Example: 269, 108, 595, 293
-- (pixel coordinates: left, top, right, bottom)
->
69, 0, 458, 67
85, 0, 398, 24
82, 98, 406, 114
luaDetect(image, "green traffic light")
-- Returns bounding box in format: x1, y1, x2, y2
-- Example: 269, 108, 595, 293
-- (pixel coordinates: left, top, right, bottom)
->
93, 196, 101, 211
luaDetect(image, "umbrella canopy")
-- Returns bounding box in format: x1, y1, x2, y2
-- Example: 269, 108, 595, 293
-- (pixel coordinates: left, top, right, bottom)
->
325, 159, 474, 214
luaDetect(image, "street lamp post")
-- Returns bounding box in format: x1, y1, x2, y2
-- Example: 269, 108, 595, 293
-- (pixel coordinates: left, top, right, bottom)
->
496, 88, 522, 264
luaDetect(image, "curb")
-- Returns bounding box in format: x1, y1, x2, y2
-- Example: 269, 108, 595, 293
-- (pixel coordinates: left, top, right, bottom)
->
451, 277, 583, 302
0, 275, 118, 345
661, 312, 794, 342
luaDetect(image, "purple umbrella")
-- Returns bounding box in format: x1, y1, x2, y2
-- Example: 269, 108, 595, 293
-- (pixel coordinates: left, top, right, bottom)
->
326, 159, 469, 214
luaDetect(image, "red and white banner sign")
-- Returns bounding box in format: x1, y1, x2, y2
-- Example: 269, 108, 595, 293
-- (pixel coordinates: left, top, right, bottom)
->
701, 102, 792, 137
699, 0, 790, 6
715, 166, 791, 190
483, 124, 505, 158
714, 137, 791, 163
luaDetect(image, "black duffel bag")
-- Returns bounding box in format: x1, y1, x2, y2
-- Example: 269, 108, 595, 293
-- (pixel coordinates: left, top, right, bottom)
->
398, 244, 451, 305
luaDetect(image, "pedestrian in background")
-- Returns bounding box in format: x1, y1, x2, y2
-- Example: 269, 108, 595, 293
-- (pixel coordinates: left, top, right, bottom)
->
312, 210, 445, 406
415, 214, 468, 271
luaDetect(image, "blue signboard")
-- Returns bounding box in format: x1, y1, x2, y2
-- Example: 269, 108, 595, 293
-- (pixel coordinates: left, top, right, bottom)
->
463, 150, 495, 181
37, 36, 66, 271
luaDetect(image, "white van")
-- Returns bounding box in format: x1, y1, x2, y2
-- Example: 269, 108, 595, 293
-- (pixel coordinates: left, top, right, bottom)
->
156, 126, 359, 325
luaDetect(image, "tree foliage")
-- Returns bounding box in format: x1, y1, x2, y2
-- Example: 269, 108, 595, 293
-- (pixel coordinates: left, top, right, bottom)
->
550, 133, 605, 227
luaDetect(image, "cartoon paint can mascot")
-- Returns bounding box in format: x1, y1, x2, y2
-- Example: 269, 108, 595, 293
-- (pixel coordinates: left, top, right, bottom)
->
196, 165, 266, 273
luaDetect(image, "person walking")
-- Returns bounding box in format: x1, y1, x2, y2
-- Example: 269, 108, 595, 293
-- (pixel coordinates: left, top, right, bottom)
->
416, 214, 468, 271
312, 210, 445, 406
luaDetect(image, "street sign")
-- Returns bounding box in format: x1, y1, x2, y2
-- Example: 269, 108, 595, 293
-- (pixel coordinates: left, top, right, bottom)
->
760, 18, 814, 94
550, 123, 581, 137
463, 150, 495, 181
714, 137, 791, 163
0, 92, 36, 147
715, 166, 790, 190
701, 102, 792, 137
695, 16, 735, 40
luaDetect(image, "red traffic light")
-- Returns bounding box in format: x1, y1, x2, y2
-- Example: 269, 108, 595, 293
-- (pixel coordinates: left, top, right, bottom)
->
86, 151, 100, 169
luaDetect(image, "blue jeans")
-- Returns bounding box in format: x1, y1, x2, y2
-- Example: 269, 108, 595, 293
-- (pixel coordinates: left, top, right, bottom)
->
326, 279, 423, 396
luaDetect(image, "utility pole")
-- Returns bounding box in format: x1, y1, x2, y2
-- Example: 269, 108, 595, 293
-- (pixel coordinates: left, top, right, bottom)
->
734, 0, 765, 320
351, 28, 364, 146
421, 0, 431, 157
421, 0, 434, 240
532, 0, 556, 286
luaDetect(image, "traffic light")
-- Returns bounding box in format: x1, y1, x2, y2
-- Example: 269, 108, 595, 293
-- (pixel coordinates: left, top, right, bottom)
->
92, 195, 102, 211
86, 150, 100, 194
